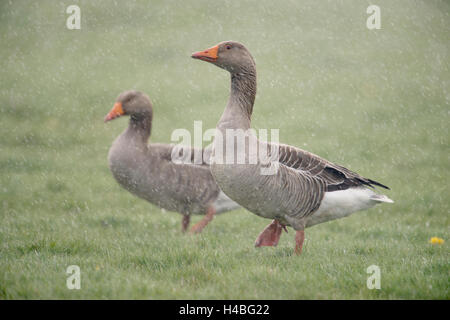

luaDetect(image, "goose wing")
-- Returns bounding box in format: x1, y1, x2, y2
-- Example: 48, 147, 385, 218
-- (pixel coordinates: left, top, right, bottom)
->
146, 143, 220, 213
150, 143, 211, 167
272, 143, 389, 192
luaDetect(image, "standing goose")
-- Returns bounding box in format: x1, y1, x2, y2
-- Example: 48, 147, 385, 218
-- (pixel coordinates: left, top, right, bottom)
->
105, 90, 239, 233
192, 41, 393, 254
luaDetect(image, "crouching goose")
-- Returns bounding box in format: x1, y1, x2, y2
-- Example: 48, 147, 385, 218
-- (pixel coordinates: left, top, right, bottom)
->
104, 90, 239, 233
192, 41, 393, 254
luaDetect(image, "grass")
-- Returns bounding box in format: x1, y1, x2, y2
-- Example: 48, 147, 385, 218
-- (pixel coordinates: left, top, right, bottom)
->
0, 0, 449, 299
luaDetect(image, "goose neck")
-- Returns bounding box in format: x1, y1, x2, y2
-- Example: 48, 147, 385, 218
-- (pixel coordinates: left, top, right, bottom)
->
219, 70, 257, 131
125, 114, 152, 145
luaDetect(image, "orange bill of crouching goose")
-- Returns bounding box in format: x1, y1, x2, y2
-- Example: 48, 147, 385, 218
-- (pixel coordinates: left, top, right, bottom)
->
191, 41, 393, 255
105, 90, 240, 233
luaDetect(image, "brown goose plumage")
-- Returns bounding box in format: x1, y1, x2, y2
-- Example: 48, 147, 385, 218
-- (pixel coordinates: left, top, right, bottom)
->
105, 90, 239, 233
192, 41, 393, 254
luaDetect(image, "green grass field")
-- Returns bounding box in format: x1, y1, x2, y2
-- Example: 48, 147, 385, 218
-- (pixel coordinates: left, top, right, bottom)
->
0, 0, 448, 299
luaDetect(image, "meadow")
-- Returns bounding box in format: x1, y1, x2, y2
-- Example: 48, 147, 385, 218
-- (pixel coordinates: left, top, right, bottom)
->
0, 0, 448, 299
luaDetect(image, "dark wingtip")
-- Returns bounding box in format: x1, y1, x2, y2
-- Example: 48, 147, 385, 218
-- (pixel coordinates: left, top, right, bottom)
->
368, 179, 390, 190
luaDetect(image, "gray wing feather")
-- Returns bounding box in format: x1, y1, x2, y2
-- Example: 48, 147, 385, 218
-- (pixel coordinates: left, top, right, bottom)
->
274, 143, 389, 192
255, 143, 390, 220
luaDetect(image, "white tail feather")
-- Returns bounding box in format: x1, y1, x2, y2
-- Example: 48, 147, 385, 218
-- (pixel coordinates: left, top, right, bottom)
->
370, 194, 394, 203
306, 188, 393, 227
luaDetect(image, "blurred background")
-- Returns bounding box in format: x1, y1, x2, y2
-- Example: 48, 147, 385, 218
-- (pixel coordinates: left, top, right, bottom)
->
0, 0, 448, 299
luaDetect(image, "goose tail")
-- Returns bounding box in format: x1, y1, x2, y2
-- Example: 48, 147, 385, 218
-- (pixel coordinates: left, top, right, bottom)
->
370, 193, 394, 204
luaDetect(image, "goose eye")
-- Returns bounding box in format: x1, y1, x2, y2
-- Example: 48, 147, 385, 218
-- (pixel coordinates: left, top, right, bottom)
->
226, 45, 232, 50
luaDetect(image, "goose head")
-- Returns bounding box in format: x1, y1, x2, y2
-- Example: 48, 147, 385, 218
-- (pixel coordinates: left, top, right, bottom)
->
191, 41, 255, 74
104, 90, 153, 123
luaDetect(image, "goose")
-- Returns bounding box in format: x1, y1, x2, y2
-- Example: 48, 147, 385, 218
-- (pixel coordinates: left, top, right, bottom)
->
191, 41, 393, 254
104, 90, 240, 233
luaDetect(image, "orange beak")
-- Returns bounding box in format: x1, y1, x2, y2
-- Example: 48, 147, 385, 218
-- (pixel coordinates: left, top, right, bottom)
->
104, 102, 125, 122
191, 45, 219, 62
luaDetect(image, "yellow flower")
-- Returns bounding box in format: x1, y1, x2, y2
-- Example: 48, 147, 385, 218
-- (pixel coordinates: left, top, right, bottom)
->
429, 237, 444, 245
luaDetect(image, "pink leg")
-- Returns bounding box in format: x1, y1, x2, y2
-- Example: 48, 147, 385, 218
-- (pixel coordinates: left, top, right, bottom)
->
190, 207, 216, 234
295, 230, 305, 255
181, 215, 190, 233
255, 220, 286, 247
